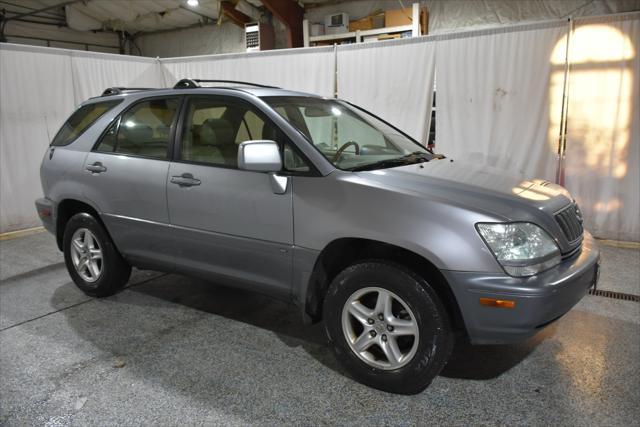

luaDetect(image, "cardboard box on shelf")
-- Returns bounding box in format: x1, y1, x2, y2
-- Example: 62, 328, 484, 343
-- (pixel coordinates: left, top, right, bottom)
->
349, 18, 372, 31
348, 12, 384, 32
377, 33, 402, 41
384, 7, 412, 27
420, 8, 429, 35
384, 6, 429, 34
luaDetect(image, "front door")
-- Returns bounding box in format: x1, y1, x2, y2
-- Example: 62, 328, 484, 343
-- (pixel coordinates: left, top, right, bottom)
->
166, 96, 294, 296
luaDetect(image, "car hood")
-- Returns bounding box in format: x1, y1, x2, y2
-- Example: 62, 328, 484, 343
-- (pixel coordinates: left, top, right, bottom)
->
357, 159, 573, 220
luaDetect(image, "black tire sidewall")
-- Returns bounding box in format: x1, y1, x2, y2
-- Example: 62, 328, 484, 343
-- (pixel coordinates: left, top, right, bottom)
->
323, 261, 453, 394
63, 212, 130, 297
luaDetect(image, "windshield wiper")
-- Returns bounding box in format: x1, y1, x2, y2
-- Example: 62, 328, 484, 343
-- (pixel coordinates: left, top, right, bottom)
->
348, 152, 430, 172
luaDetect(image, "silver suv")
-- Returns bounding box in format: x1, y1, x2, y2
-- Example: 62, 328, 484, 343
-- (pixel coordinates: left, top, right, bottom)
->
36, 79, 600, 394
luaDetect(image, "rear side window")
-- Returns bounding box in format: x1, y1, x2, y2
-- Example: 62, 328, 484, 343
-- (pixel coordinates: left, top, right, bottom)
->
51, 100, 122, 146
95, 97, 180, 159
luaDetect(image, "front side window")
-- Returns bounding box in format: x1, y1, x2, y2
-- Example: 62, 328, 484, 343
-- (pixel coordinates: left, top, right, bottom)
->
263, 97, 433, 171
51, 100, 121, 146
180, 97, 310, 173
95, 97, 180, 159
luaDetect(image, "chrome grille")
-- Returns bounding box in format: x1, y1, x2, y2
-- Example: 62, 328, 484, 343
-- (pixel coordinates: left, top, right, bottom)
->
555, 204, 584, 243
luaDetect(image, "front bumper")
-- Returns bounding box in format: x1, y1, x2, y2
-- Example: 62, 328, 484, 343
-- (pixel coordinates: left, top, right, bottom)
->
443, 231, 600, 344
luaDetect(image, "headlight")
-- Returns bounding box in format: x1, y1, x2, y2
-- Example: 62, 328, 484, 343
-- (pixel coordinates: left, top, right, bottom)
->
476, 222, 561, 277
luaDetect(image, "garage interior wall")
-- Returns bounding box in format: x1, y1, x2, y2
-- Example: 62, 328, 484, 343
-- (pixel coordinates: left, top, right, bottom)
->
1, 11, 638, 241
2, 20, 121, 54
134, 23, 246, 58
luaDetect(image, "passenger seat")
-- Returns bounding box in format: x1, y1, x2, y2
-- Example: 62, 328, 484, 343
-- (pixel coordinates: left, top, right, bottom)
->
190, 119, 224, 164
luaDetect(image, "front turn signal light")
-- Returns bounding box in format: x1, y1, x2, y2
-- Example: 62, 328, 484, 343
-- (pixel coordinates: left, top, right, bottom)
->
479, 298, 516, 309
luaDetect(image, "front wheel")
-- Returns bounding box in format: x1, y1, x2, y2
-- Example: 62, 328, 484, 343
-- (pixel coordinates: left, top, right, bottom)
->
63, 212, 131, 297
323, 261, 453, 394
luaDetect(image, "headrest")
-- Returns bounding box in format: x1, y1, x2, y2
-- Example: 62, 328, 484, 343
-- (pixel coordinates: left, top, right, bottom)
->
261, 123, 279, 142
120, 124, 153, 142
197, 120, 218, 146
201, 118, 234, 145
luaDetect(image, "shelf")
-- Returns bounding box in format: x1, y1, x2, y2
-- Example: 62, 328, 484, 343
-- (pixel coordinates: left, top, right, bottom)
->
308, 31, 357, 43
359, 25, 412, 37
303, 2, 421, 47
307, 25, 413, 44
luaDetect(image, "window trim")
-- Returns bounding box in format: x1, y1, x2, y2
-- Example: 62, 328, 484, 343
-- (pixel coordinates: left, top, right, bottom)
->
91, 95, 184, 161
51, 99, 123, 147
173, 94, 320, 177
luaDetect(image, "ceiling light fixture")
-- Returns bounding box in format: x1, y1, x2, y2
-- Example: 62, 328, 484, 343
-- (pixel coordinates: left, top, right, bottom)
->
187, 0, 199, 6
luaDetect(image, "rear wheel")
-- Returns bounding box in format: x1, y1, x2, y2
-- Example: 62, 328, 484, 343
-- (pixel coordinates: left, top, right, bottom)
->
323, 261, 453, 394
63, 212, 131, 297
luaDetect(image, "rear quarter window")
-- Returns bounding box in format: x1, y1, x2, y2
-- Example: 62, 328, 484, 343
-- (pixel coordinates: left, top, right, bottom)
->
51, 99, 122, 146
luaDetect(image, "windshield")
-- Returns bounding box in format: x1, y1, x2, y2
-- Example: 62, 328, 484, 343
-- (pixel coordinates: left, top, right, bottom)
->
262, 97, 433, 171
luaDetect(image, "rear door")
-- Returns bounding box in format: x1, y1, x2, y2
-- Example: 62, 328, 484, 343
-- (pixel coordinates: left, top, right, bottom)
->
83, 96, 181, 268
166, 95, 297, 296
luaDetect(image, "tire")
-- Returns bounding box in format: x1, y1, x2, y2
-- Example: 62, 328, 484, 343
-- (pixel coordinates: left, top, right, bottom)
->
323, 260, 453, 394
63, 212, 131, 297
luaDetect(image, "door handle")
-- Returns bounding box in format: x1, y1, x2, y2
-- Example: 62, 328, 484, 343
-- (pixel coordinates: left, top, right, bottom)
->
170, 173, 201, 187
86, 162, 107, 173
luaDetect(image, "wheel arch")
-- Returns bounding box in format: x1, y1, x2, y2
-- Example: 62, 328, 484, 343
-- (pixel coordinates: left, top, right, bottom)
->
303, 237, 466, 333
55, 199, 111, 251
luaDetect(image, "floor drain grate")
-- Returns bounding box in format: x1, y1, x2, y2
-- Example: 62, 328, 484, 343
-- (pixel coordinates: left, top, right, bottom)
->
589, 289, 640, 302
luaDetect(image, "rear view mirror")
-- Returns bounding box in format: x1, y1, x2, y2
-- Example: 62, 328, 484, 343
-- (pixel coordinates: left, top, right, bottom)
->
237, 140, 282, 172
304, 106, 332, 117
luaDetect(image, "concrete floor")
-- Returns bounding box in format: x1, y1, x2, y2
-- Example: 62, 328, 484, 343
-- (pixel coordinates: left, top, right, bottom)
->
0, 231, 638, 426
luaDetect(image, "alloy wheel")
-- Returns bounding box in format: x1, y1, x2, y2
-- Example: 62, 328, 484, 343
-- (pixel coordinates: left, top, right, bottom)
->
70, 228, 103, 283
341, 286, 419, 370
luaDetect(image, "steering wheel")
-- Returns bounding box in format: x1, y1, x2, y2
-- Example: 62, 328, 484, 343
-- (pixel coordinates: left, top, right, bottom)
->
332, 141, 360, 163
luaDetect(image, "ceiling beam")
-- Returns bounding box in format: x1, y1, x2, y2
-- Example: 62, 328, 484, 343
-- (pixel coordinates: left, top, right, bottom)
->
3, 0, 82, 21
220, 1, 252, 27
5, 17, 67, 26
2, 10, 66, 23
259, 0, 303, 48
0, 1, 66, 19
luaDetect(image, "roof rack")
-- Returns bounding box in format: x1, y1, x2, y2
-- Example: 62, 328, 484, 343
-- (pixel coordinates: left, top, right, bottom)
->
173, 78, 278, 89
101, 87, 156, 97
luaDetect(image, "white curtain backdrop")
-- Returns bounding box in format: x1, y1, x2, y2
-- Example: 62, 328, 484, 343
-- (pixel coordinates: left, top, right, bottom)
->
434, 20, 569, 181
563, 12, 640, 241
1, 44, 76, 233
0, 44, 163, 233
70, 51, 163, 102
336, 38, 436, 145
160, 46, 335, 97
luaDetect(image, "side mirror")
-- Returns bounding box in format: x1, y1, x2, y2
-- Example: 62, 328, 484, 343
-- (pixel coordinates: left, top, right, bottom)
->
237, 140, 282, 172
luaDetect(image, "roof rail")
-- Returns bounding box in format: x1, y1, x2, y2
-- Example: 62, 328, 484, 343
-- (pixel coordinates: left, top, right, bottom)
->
101, 87, 156, 97
173, 78, 278, 89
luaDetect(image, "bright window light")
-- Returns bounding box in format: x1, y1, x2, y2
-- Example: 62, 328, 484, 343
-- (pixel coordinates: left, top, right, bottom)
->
331, 107, 342, 116
187, 0, 199, 6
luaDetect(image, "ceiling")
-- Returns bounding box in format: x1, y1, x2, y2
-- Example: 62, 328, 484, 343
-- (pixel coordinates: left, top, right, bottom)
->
0, 0, 341, 35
